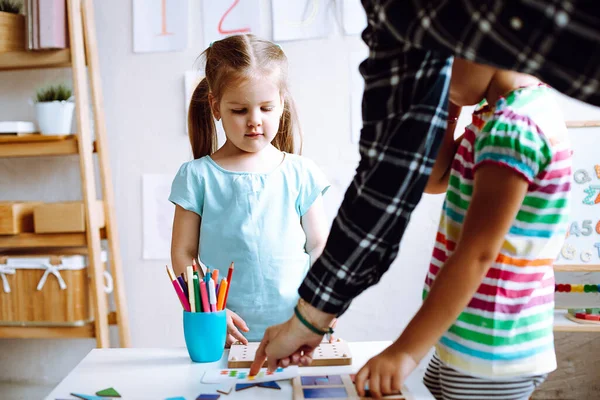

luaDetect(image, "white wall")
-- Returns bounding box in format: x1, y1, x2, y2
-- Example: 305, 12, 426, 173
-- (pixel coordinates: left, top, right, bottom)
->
1, 0, 599, 387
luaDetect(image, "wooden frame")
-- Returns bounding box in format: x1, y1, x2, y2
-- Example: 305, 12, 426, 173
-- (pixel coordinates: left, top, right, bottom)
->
553, 120, 600, 333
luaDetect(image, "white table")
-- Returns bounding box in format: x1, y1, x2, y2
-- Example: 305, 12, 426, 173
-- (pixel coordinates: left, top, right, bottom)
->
46, 341, 435, 400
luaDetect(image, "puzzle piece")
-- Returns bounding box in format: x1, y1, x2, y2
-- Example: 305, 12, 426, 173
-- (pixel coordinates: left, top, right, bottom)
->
196, 395, 220, 400
216, 384, 233, 395
71, 394, 107, 400
235, 381, 281, 391
303, 387, 348, 398
301, 375, 343, 386
96, 387, 120, 397
258, 381, 281, 390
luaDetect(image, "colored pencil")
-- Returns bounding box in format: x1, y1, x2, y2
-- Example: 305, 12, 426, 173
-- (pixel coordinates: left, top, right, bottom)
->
212, 269, 219, 284
166, 265, 190, 312
193, 274, 201, 313
223, 262, 234, 309
177, 276, 188, 299
200, 281, 210, 313
208, 279, 217, 312
187, 266, 195, 312
217, 278, 228, 311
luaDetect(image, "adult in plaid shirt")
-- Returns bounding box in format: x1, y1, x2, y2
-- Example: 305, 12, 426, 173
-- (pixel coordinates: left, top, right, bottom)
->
251, 0, 600, 395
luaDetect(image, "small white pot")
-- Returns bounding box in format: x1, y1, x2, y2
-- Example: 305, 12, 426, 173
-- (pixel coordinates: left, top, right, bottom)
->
35, 101, 75, 135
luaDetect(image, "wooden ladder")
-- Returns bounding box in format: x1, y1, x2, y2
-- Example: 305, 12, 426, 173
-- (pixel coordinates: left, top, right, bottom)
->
0, 0, 130, 348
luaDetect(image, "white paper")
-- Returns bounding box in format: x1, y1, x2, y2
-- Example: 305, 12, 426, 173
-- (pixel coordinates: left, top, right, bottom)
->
202, 0, 262, 49
202, 366, 299, 384
142, 174, 175, 260
349, 48, 367, 144
342, 0, 367, 35
272, 0, 334, 42
133, 0, 189, 53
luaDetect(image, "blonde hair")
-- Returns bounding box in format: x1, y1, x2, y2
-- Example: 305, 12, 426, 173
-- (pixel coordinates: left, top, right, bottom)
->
188, 34, 302, 159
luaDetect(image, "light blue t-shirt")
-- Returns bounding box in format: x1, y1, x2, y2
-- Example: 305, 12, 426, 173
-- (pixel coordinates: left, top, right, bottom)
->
169, 153, 329, 341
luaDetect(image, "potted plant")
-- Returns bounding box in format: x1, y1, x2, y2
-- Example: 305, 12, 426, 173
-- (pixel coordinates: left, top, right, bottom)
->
0, 0, 25, 52
34, 84, 75, 135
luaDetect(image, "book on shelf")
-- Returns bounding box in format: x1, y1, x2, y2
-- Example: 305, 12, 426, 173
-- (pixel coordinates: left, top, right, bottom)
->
24, 0, 68, 50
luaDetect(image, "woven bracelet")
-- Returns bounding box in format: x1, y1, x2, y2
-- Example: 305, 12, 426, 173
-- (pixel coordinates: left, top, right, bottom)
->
294, 306, 333, 336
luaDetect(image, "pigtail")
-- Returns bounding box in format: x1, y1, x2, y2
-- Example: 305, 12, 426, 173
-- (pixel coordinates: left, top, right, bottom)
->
274, 92, 303, 155
188, 78, 218, 159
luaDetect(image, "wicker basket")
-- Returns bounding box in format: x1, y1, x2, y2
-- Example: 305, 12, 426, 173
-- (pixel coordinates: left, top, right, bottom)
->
0, 11, 25, 52
0, 249, 111, 326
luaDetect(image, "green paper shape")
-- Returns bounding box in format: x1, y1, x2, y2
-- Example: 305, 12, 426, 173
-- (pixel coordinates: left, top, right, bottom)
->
96, 387, 121, 397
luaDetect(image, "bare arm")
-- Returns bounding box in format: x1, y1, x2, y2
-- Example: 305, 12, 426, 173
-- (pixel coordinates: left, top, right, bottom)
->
425, 102, 463, 194
171, 205, 201, 276
394, 164, 529, 362
301, 195, 329, 266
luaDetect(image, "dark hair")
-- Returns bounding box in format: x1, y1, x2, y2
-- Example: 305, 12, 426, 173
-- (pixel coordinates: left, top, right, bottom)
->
188, 34, 302, 159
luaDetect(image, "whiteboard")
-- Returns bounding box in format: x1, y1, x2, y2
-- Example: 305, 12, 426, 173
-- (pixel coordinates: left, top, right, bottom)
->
555, 126, 600, 269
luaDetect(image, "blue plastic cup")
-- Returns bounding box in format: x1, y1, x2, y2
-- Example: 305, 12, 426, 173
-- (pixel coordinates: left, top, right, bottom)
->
183, 310, 227, 363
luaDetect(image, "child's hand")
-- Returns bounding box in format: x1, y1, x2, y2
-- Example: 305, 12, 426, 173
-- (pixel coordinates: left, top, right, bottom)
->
225, 309, 249, 347
354, 344, 418, 398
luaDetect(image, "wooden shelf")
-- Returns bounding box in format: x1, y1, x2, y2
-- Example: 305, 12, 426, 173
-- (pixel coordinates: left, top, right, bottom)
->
554, 264, 600, 272
0, 134, 80, 157
554, 310, 600, 332
566, 120, 600, 128
0, 229, 107, 249
0, 49, 71, 71
0, 323, 94, 339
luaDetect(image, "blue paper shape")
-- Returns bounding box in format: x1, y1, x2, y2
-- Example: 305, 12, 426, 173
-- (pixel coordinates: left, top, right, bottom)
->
258, 381, 281, 389
303, 387, 348, 398
71, 394, 108, 400
196, 395, 220, 400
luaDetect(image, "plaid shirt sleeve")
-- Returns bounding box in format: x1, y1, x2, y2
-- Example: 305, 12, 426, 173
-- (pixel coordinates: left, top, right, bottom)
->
299, 0, 600, 315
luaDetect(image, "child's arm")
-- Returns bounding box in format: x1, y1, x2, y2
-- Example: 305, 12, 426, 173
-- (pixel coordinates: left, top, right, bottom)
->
424, 103, 462, 194
170, 205, 201, 276
301, 195, 329, 265
396, 164, 528, 359
356, 164, 529, 397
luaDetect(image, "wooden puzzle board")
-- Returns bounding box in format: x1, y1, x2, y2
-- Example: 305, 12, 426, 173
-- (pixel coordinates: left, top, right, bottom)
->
228, 340, 352, 368
566, 313, 600, 325
292, 374, 407, 400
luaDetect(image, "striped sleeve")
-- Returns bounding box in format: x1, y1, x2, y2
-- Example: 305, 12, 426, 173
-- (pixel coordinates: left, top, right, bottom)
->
474, 110, 552, 183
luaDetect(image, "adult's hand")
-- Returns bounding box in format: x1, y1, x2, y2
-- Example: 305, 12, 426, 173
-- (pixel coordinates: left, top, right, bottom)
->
249, 300, 335, 375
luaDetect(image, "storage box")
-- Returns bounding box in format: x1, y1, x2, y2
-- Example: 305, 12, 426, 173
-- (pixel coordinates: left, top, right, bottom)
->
0, 248, 109, 326
0, 202, 41, 235
33, 201, 105, 233
0, 11, 25, 52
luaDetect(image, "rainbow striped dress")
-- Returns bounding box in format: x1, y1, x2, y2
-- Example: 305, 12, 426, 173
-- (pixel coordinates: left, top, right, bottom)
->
424, 84, 572, 378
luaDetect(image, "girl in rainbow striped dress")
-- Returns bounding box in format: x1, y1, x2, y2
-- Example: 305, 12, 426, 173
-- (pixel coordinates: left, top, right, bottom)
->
355, 58, 572, 400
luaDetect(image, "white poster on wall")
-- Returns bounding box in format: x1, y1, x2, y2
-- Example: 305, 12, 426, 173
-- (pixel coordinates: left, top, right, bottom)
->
342, 0, 367, 35
202, 0, 262, 49
133, 0, 189, 53
349, 48, 367, 143
272, 0, 334, 42
142, 174, 175, 260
